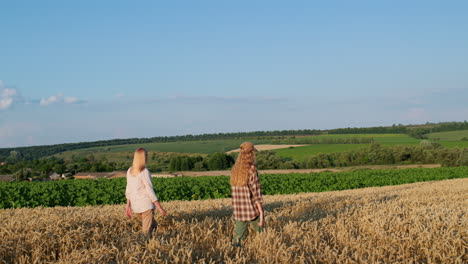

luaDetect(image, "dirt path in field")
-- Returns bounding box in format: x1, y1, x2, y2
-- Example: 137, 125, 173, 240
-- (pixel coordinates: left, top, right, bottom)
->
226, 144, 308, 153
154, 164, 441, 177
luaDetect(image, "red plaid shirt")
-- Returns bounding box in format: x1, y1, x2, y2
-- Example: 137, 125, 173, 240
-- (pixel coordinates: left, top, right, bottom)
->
231, 169, 263, 221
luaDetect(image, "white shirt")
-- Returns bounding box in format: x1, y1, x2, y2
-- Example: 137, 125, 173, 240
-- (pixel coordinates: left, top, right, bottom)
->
125, 168, 158, 213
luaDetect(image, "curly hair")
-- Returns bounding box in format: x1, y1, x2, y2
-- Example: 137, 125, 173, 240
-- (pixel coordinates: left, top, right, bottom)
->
231, 142, 257, 186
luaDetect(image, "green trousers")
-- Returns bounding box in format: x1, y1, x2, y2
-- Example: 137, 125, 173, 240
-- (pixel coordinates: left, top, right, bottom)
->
232, 216, 264, 245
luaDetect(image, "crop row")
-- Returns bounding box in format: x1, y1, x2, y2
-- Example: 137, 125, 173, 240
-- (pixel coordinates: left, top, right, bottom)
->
1, 167, 467, 209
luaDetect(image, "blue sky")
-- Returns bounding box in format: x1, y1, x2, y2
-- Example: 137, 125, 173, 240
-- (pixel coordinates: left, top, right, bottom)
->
1, 0, 467, 147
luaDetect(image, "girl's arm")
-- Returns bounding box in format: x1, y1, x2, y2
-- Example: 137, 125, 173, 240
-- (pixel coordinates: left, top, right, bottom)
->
125, 199, 132, 218
141, 169, 167, 216
153, 201, 167, 216
255, 202, 264, 226
141, 169, 158, 202
248, 167, 264, 226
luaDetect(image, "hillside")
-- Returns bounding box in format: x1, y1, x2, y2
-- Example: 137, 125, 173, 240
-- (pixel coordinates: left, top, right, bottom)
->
2, 121, 467, 161
1, 178, 466, 263
2, 122, 468, 179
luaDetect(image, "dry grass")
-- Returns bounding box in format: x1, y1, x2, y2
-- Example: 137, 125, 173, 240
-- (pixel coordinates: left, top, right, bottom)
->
1, 179, 467, 264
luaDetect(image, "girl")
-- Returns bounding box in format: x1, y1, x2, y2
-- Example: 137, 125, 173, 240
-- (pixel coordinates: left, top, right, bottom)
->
125, 148, 167, 235
230, 142, 264, 246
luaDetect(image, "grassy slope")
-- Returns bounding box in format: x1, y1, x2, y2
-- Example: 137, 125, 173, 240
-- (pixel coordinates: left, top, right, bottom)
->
55, 133, 468, 163
66, 139, 257, 154
426, 130, 468, 140
55, 139, 269, 161
426, 130, 468, 148
274, 144, 368, 160
1, 178, 466, 263
275, 134, 420, 161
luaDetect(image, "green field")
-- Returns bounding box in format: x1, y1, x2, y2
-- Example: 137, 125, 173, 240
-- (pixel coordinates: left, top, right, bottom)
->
58, 134, 417, 162
275, 134, 421, 161
437, 141, 468, 148
58, 139, 267, 156
427, 130, 468, 141
298, 133, 421, 145
54, 133, 468, 164
2, 167, 467, 209
425, 130, 468, 148
56, 150, 201, 164
274, 144, 368, 160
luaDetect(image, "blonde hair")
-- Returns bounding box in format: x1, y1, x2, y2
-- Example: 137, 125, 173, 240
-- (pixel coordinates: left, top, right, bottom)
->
130, 148, 147, 176
231, 142, 257, 187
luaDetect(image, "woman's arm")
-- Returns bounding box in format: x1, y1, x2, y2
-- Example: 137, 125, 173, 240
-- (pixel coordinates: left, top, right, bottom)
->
248, 167, 264, 226
141, 169, 167, 216
153, 201, 167, 216
255, 202, 264, 226
125, 199, 132, 218
141, 169, 158, 202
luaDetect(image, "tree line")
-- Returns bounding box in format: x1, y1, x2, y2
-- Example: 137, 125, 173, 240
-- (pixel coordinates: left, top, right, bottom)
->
2, 142, 468, 181
271, 137, 374, 144
0, 129, 319, 161
255, 142, 468, 169
2, 121, 468, 161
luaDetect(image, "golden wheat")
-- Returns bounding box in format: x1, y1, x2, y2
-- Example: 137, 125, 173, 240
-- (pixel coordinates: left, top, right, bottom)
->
1, 179, 467, 264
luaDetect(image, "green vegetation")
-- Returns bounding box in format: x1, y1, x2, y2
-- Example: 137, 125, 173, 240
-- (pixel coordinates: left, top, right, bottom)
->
168, 153, 235, 171
406, 121, 468, 139
0, 130, 321, 160
438, 141, 468, 148
427, 130, 468, 141
425, 130, 468, 148
3, 121, 467, 161
61, 139, 264, 155
268, 143, 468, 169
3, 142, 468, 180
3, 122, 468, 178
274, 144, 368, 161
272, 136, 375, 144
1, 167, 467, 209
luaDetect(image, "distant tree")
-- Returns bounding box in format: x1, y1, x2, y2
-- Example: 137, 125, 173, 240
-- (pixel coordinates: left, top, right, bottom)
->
169, 156, 182, 171
180, 157, 190, 171
207, 153, 233, 170
14, 168, 31, 181
193, 161, 206, 171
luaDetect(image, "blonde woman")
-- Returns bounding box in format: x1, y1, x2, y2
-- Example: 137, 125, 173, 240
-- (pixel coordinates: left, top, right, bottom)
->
125, 148, 167, 235
231, 142, 264, 246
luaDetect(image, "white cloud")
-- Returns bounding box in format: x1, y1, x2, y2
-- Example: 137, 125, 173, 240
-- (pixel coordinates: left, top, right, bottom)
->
40, 95, 59, 106
40, 93, 84, 106
0, 81, 17, 110
64, 97, 79, 104
166, 95, 287, 104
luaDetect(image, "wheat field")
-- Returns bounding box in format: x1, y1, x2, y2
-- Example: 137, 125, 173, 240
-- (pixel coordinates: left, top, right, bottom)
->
1, 179, 467, 264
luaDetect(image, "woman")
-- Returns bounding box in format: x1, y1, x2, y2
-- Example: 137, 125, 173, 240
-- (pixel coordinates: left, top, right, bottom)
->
230, 142, 264, 246
125, 148, 167, 235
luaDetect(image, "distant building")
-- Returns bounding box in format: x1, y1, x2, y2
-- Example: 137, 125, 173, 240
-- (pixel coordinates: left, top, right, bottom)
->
49, 172, 61, 180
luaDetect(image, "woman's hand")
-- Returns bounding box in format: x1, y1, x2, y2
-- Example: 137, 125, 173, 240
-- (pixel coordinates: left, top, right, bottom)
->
125, 204, 132, 218
153, 201, 167, 216
158, 207, 168, 216
255, 202, 264, 226
258, 213, 264, 227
